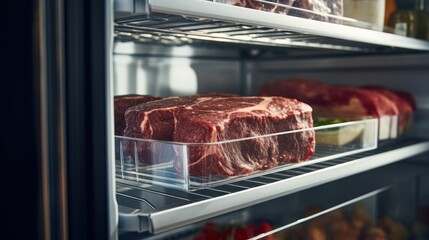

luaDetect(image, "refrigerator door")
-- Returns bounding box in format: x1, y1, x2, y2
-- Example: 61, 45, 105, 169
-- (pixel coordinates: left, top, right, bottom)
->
2, 1, 41, 239
62, 0, 118, 239
3, 0, 117, 239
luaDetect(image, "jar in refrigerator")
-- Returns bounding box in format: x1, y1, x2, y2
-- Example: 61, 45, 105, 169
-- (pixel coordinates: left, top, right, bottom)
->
384, 0, 397, 26
343, 0, 386, 27
388, 0, 429, 39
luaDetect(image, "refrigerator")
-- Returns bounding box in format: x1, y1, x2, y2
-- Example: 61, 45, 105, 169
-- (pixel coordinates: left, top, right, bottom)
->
4, 0, 429, 239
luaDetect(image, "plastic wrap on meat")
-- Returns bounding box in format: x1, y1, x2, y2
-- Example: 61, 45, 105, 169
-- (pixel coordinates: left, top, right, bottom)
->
245, 0, 295, 14
287, 0, 344, 21
228, 0, 247, 7
327, 0, 343, 16
246, 0, 278, 12
288, 0, 332, 21
224, 0, 343, 20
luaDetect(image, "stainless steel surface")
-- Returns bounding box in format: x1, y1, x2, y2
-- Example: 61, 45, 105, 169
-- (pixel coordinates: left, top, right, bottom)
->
113, 42, 241, 96
116, 138, 429, 234
114, 0, 429, 53
108, 0, 120, 239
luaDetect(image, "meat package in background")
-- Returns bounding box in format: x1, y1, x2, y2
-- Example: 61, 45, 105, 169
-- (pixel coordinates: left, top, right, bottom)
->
259, 78, 399, 117
289, 0, 333, 21
259, 78, 402, 140
114, 94, 162, 135
226, 0, 247, 7
361, 86, 415, 136
246, 0, 294, 13
327, 0, 343, 17
228, 0, 294, 14
286, 0, 344, 20
394, 91, 417, 111
124, 96, 316, 176
246, 0, 278, 12
224, 0, 343, 20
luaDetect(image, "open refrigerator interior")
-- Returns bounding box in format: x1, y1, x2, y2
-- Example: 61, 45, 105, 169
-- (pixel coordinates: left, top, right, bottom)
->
112, 0, 429, 239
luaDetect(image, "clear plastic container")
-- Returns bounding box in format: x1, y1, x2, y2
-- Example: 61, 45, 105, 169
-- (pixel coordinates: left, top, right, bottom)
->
396, 112, 414, 138
369, 113, 413, 140
314, 114, 413, 141
115, 119, 378, 191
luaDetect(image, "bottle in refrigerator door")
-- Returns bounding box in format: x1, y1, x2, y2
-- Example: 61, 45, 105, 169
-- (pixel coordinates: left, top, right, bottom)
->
388, 0, 429, 39
385, 0, 397, 26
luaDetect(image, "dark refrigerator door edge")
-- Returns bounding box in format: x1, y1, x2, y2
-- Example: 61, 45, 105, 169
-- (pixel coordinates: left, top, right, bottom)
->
0, 0, 116, 239
1, 1, 41, 240
64, 0, 117, 239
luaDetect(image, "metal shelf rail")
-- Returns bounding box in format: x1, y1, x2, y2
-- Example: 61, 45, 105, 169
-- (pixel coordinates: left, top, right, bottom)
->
117, 137, 429, 234
114, 0, 429, 53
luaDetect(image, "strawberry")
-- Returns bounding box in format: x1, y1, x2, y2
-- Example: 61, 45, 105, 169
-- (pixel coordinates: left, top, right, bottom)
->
247, 223, 258, 237
201, 222, 220, 240
237, 225, 255, 240
258, 221, 275, 240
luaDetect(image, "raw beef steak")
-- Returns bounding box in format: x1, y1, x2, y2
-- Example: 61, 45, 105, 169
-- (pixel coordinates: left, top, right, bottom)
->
173, 96, 315, 176
114, 94, 161, 135
123, 96, 204, 165
123, 96, 315, 176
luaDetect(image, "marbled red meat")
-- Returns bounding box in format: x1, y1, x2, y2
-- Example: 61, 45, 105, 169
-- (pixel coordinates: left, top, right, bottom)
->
124, 96, 315, 176
246, 0, 279, 12
229, 0, 247, 7
123, 96, 202, 165
394, 91, 417, 111
114, 94, 161, 135
259, 78, 399, 118
173, 96, 315, 176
